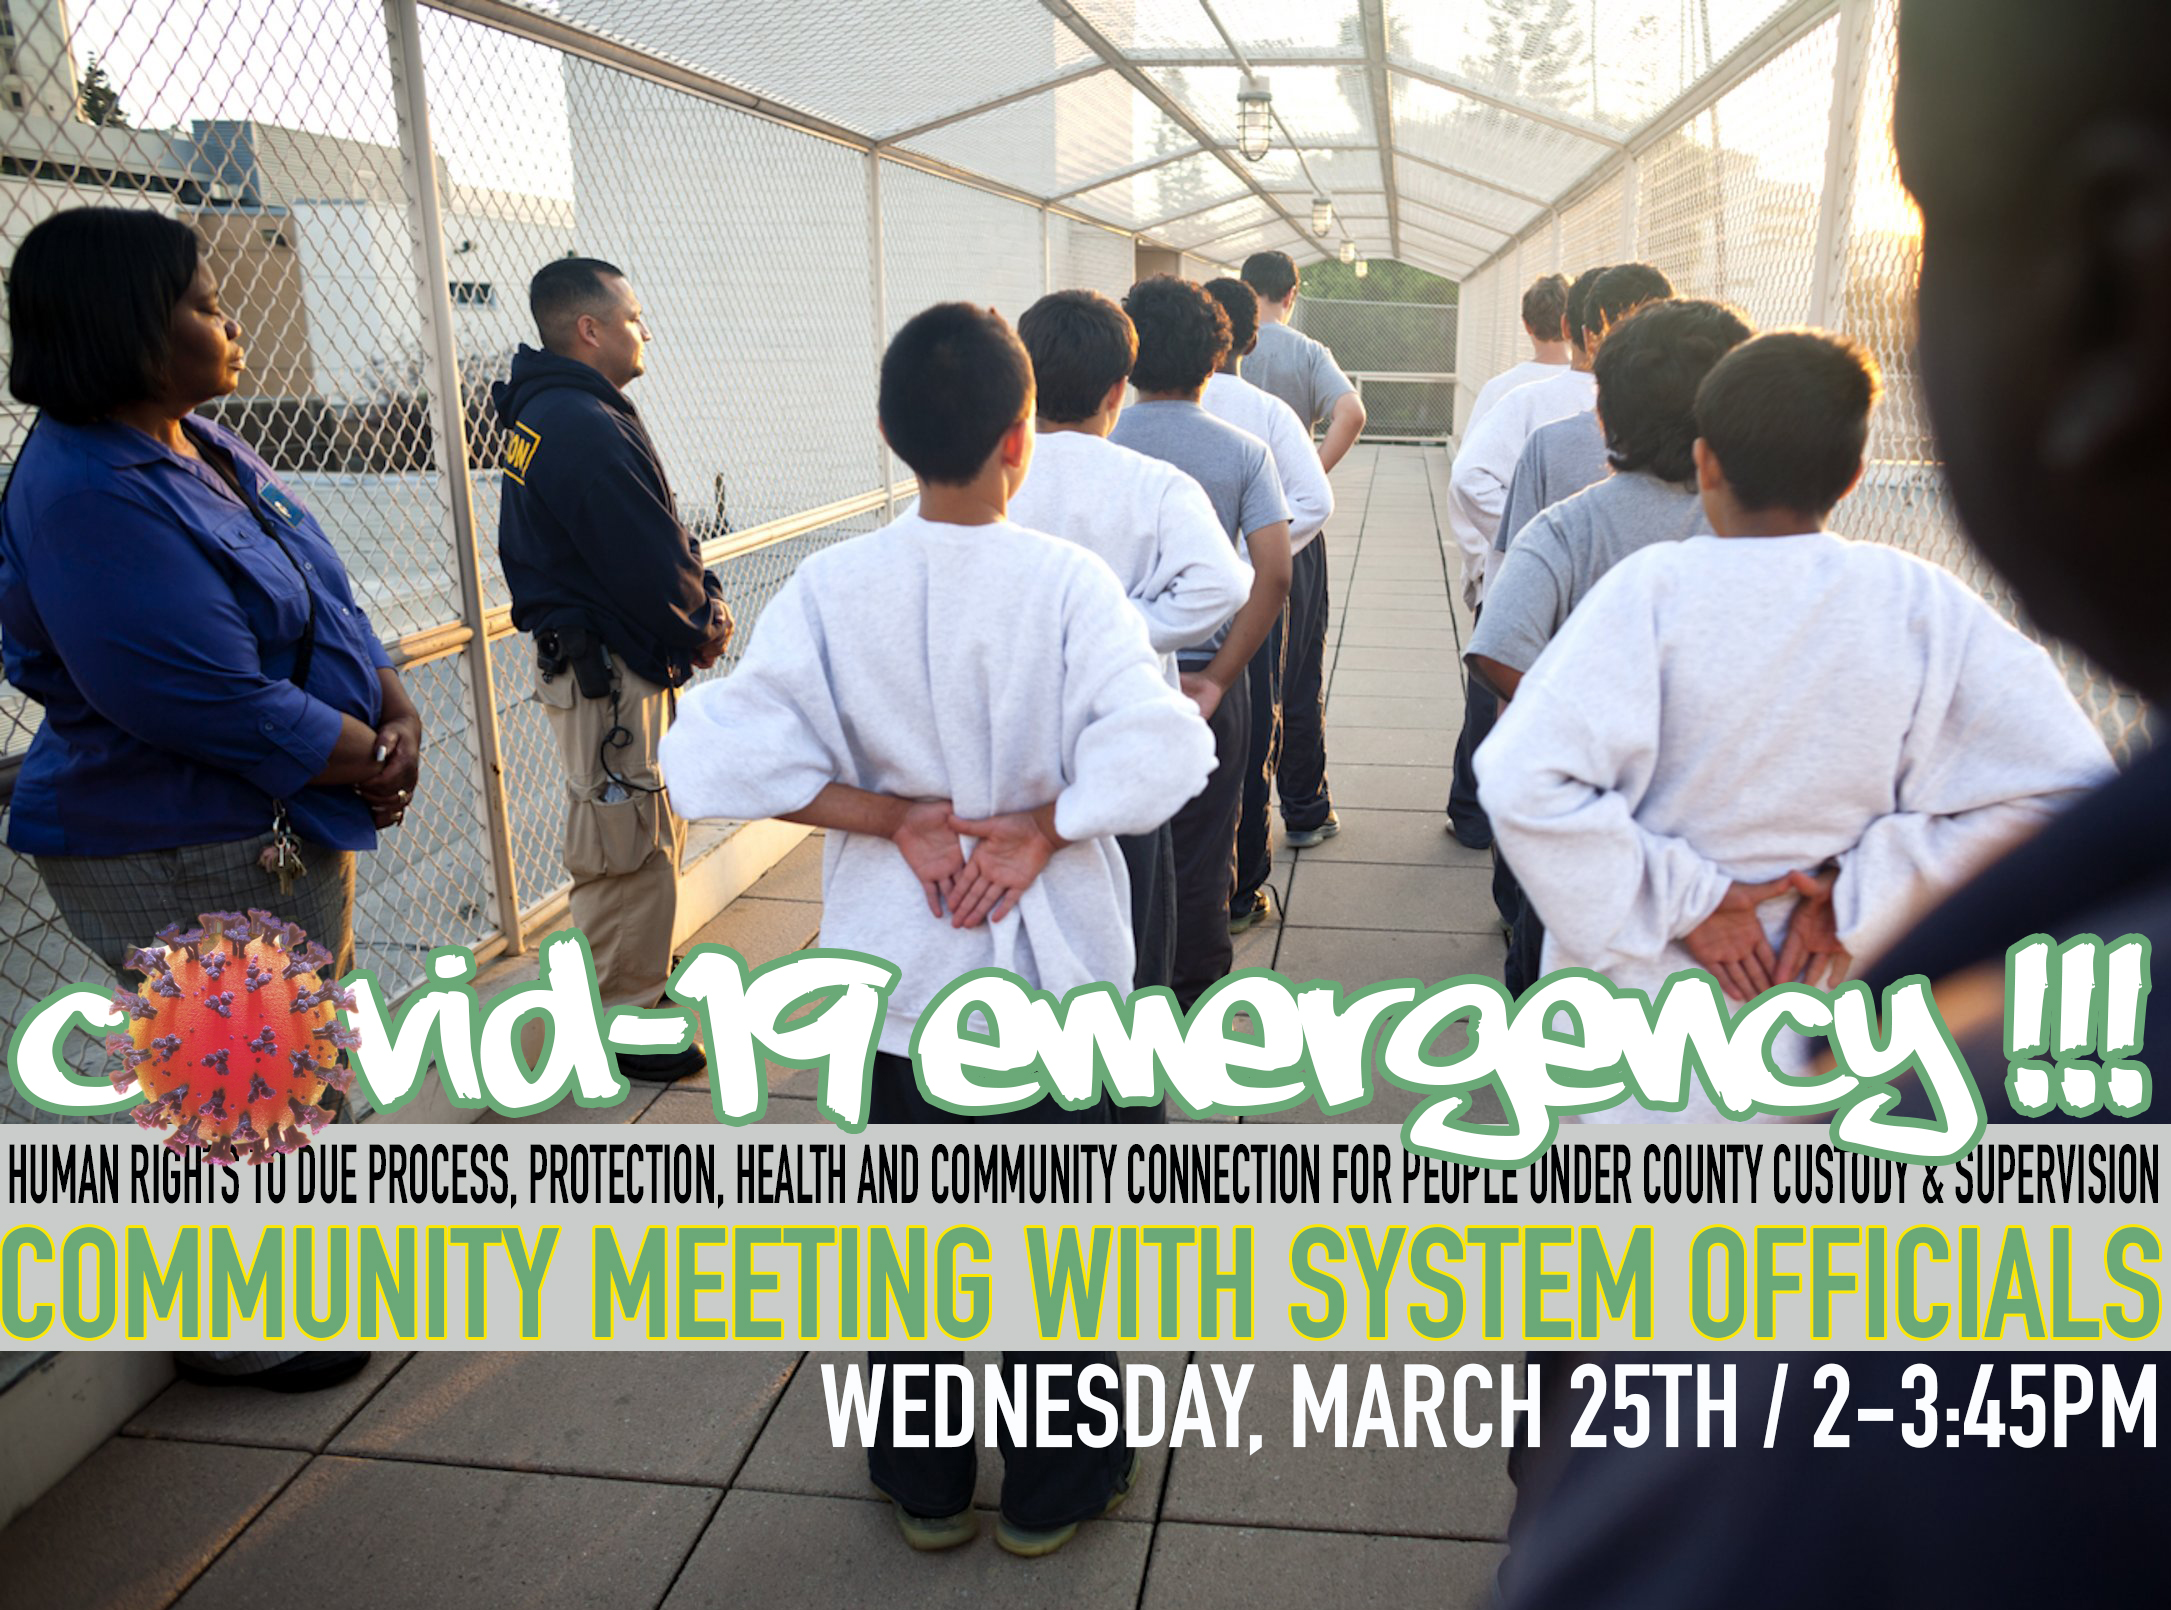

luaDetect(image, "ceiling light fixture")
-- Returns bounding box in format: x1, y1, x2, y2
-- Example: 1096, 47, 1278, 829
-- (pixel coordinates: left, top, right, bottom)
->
1236, 74, 1272, 162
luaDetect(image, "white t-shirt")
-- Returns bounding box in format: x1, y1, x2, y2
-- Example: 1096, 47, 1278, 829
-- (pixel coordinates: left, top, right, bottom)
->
1447, 367, 1597, 608
1465, 358, 1571, 435
661, 512, 1216, 1061
1008, 429, 1253, 684
1200, 372, 1334, 553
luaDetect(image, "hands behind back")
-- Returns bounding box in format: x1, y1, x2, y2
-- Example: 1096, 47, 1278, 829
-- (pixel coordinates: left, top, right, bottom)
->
945, 806, 1065, 929
1683, 867, 1852, 1001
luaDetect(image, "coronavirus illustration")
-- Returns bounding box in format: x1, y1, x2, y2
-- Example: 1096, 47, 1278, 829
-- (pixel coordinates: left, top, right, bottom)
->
104, 909, 362, 1164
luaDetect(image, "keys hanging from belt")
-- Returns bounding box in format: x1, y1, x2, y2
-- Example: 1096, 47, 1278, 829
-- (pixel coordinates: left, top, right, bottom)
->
259, 802, 307, 896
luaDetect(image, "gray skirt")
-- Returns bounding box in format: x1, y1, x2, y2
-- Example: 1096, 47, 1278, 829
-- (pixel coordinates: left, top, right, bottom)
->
37, 830, 360, 1371
36, 829, 356, 983
37, 827, 358, 1131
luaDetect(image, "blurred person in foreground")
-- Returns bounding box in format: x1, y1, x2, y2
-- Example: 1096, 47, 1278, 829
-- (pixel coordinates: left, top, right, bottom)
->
1495, 2, 2166, 1602
1, 206, 417, 1389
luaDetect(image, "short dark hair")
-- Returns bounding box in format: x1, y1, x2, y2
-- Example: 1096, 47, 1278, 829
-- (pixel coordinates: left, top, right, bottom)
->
1586, 263, 1674, 341
1695, 330, 1882, 515
1017, 290, 1135, 423
1123, 276, 1230, 395
1520, 274, 1570, 341
7, 207, 202, 425
1592, 299, 1754, 482
1203, 278, 1259, 356
1565, 264, 1612, 350
529, 256, 626, 349
1240, 250, 1299, 305
878, 302, 1033, 486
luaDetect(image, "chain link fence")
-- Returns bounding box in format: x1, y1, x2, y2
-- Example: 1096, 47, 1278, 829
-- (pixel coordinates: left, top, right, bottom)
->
1451, 0, 2154, 766
0, 0, 1141, 1123
1291, 296, 1455, 442
8, 0, 2151, 1129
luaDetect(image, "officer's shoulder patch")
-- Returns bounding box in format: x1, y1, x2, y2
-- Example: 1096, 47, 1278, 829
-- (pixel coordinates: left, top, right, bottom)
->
504, 422, 542, 484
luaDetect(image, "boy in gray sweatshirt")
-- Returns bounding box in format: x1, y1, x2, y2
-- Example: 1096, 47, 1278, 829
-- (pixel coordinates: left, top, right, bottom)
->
663, 303, 1212, 1554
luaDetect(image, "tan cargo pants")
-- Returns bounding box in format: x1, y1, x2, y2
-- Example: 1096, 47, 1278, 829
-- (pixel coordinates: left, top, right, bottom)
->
536, 658, 685, 1011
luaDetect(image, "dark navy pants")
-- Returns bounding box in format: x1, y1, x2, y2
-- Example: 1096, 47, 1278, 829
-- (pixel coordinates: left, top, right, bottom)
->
1277, 537, 1334, 833
1449, 605, 1498, 848
1116, 823, 1175, 1123
865, 1053, 1132, 1526
1232, 607, 1286, 916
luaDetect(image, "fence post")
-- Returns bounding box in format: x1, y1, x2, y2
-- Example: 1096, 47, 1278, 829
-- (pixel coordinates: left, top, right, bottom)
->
1042, 205, 1054, 294
382, 0, 526, 953
1618, 154, 1640, 258
868, 149, 894, 521
1807, 0, 1876, 328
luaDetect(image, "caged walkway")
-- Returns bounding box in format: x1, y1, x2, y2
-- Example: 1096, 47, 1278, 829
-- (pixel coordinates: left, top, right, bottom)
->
0, 446, 1525, 1610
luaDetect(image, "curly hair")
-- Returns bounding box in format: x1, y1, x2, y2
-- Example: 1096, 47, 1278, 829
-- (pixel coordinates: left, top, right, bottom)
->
1123, 275, 1231, 395
1203, 278, 1260, 356
1592, 299, 1754, 482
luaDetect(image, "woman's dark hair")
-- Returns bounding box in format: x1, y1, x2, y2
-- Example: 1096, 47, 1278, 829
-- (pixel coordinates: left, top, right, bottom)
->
8, 207, 203, 425
1017, 289, 1135, 423
1203, 278, 1260, 356
878, 302, 1033, 486
1592, 299, 1754, 482
1694, 330, 1883, 515
1123, 275, 1230, 395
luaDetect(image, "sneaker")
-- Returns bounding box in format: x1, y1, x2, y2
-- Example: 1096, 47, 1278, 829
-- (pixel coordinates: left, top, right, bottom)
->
617, 1043, 706, 1084
175, 1352, 370, 1393
996, 1451, 1143, 1558
1284, 815, 1341, 849
1229, 887, 1274, 934
884, 1498, 978, 1553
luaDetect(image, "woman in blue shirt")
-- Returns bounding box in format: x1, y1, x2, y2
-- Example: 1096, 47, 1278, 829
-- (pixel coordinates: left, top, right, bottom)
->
3, 206, 421, 977
2, 209, 423, 1386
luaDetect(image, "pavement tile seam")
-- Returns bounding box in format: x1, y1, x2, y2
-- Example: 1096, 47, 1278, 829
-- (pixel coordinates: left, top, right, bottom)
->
288, 1441, 752, 1489
652, 1488, 732, 1610
1146, 1512, 1511, 1546
120, 1350, 420, 1455
161, 1447, 321, 1610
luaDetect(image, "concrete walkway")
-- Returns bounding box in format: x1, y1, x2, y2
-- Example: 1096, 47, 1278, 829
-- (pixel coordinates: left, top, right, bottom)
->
0, 446, 1520, 1609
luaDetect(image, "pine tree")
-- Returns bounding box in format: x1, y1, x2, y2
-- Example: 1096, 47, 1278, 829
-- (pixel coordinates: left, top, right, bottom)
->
78, 54, 130, 128
1479, 0, 1589, 112
1143, 69, 1216, 224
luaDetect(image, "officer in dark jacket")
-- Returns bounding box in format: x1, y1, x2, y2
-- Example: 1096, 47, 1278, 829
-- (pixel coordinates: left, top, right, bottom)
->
493, 257, 731, 1080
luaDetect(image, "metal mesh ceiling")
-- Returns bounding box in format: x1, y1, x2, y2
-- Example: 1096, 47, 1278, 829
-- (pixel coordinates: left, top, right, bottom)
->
445, 0, 1811, 282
